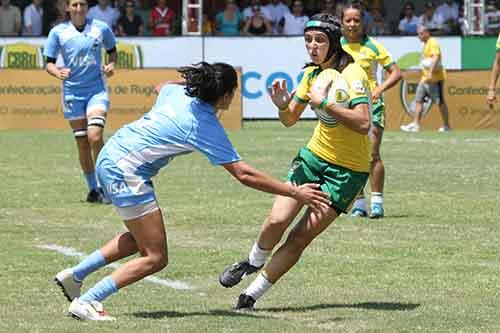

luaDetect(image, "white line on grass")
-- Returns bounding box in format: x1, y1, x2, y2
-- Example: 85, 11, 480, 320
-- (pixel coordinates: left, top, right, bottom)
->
38, 244, 194, 291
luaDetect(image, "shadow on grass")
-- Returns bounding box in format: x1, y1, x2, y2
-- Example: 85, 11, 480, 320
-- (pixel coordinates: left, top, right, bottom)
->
131, 309, 268, 319
131, 302, 420, 319
262, 301, 420, 312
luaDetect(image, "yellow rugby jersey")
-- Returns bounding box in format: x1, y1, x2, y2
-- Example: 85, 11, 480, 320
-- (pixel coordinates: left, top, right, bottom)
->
422, 37, 446, 82
293, 63, 371, 173
496, 33, 500, 52
340, 36, 394, 91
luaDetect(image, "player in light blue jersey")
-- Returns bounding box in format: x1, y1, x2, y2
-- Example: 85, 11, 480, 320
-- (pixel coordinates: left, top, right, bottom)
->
53, 62, 331, 321
44, 0, 117, 203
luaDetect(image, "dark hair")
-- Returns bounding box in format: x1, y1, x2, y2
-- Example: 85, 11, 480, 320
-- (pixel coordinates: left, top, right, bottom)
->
304, 13, 353, 72
341, 0, 365, 20
178, 62, 238, 104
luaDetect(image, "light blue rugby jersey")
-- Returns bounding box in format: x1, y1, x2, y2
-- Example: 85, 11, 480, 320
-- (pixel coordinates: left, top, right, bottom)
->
44, 18, 116, 93
99, 84, 241, 180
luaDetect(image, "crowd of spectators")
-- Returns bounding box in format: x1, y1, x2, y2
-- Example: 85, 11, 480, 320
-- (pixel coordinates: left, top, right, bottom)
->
0, 0, 497, 37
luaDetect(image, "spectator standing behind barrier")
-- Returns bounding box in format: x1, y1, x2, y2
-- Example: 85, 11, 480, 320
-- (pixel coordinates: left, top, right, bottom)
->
202, 13, 214, 35
49, 0, 69, 28
263, 0, 290, 34
398, 1, 419, 35
0, 0, 21, 36
88, 0, 119, 30
320, 0, 343, 18
117, 0, 144, 36
243, 0, 272, 23
280, 0, 309, 35
401, 25, 451, 132
136, 0, 152, 35
435, 0, 459, 33
215, 0, 242, 36
23, 0, 44, 36
149, 0, 175, 36
419, 1, 445, 34
487, 33, 500, 108
368, 7, 389, 35
242, 4, 272, 35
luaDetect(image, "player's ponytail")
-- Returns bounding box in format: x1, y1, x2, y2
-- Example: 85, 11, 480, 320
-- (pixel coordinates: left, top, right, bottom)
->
178, 62, 238, 105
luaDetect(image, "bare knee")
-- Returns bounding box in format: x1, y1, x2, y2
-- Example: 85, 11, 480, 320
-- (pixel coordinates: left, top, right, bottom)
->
87, 130, 103, 147
144, 252, 168, 274
262, 214, 291, 235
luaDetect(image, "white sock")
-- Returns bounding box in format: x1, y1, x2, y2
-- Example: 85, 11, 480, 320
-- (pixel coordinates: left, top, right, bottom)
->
353, 195, 367, 211
371, 192, 384, 205
248, 242, 271, 268
244, 273, 273, 301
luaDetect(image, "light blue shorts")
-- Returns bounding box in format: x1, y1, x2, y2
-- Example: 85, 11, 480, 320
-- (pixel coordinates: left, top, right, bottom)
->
96, 155, 157, 208
62, 89, 110, 120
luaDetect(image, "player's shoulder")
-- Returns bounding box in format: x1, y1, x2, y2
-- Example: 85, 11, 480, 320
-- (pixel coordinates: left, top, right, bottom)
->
361, 35, 387, 55
89, 18, 111, 31
48, 21, 70, 35
428, 37, 440, 46
342, 62, 367, 80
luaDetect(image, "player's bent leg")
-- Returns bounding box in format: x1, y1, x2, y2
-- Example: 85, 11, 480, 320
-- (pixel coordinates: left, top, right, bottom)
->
69, 206, 166, 321
258, 194, 305, 251
219, 195, 303, 288
264, 205, 338, 283
235, 206, 338, 310
111, 207, 167, 288
370, 125, 385, 219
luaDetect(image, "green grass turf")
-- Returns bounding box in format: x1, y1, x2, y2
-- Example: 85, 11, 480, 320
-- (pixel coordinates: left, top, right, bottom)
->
1, 121, 500, 332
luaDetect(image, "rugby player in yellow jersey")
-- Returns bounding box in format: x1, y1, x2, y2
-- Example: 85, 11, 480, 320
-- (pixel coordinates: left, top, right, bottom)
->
219, 13, 371, 310
487, 33, 500, 108
400, 25, 451, 132
341, 1, 402, 219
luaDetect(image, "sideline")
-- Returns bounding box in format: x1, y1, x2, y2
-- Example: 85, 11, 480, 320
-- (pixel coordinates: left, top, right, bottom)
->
38, 243, 194, 291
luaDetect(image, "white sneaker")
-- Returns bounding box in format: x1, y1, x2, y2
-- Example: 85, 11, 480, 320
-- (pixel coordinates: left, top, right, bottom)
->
400, 122, 420, 132
438, 126, 451, 132
69, 298, 115, 321
55, 268, 82, 302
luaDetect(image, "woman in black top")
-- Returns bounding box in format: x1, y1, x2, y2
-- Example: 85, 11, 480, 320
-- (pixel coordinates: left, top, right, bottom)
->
118, 0, 144, 36
242, 5, 272, 35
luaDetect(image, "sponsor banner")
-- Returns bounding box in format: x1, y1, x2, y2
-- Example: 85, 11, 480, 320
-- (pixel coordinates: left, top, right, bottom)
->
461, 36, 497, 70
385, 70, 500, 130
0, 69, 242, 130
0, 36, 461, 118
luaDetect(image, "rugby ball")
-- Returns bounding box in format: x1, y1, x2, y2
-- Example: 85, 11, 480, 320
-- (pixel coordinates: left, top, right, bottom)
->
311, 69, 350, 110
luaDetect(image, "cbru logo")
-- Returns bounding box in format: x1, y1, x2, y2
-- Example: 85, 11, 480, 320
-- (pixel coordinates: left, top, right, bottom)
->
0, 43, 44, 69
242, 70, 304, 99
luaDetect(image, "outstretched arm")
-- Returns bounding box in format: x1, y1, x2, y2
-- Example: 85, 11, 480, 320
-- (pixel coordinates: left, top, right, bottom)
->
222, 160, 331, 210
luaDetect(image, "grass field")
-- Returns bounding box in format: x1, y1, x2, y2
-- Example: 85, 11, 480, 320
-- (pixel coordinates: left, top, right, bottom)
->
1, 121, 500, 332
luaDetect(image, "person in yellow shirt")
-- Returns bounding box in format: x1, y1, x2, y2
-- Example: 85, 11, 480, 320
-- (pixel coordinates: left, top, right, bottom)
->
341, 1, 402, 219
487, 33, 500, 108
219, 13, 371, 310
401, 25, 451, 132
